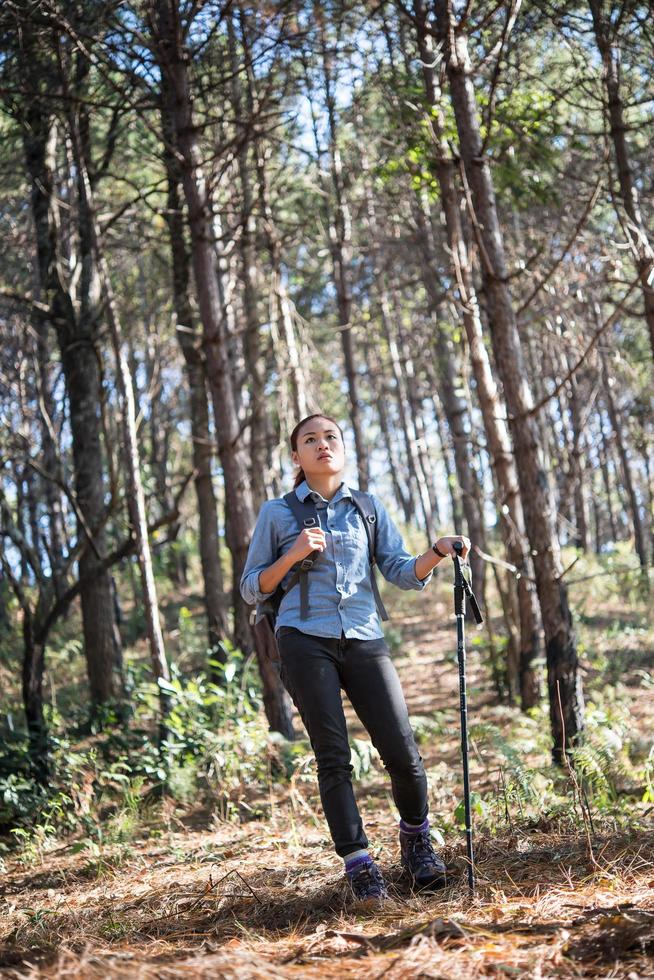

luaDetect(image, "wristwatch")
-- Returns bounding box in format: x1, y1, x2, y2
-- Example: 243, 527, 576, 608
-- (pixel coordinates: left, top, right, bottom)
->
432, 542, 448, 559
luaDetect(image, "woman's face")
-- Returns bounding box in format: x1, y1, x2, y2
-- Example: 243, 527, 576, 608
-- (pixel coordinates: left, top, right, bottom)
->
291, 417, 345, 480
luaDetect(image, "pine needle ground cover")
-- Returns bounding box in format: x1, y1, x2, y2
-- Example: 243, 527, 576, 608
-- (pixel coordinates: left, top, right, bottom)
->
1, 572, 653, 979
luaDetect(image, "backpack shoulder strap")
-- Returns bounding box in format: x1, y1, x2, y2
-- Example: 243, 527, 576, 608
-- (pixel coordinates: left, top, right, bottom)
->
282, 491, 321, 618
349, 489, 377, 564
283, 491, 319, 530
349, 490, 389, 622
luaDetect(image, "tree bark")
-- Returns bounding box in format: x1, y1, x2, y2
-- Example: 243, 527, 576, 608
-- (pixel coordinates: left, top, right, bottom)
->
21, 70, 119, 707
160, 89, 229, 663
434, 0, 583, 759
430, 386, 462, 530
410, 0, 541, 708
228, 11, 268, 511
599, 346, 648, 573
66, 114, 172, 704
359, 154, 429, 528
22, 612, 49, 782
410, 190, 486, 585
598, 411, 619, 545
589, 0, 654, 361
152, 0, 294, 738
34, 322, 68, 601
566, 368, 590, 552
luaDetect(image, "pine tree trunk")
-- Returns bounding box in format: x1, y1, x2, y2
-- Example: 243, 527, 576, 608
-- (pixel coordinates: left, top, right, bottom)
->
22, 97, 119, 706
22, 614, 48, 782
228, 11, 268, 511
241, 11, 311, 427
410, 190, 486, 584
67, 120, 172, 705
34, 323, 68, 601
567, 370, 590, 552
430, 387, 462, 529
598, 414, 619, 544
435, 0, 583, 759
153, 0, 294, 738
589, 0, 654, 361
599, 348, 648, 573
252, 119, 310, 424
360, 158, 428, 528
161, 97, 229, 661
411, 0, 541, 708
381, 292, 435, 533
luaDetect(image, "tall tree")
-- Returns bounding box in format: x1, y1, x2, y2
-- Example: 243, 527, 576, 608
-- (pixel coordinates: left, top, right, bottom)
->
404, 0, 542, 707
589, 0, 654, 361
159, 56, 229, 661
433, 0, 583, 758
17, 17, 122, 707
150, 0, 294, 737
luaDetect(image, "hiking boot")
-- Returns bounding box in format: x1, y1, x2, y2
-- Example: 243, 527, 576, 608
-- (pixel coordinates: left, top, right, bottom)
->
347, 860, 390, 909
400, 828, 447, 892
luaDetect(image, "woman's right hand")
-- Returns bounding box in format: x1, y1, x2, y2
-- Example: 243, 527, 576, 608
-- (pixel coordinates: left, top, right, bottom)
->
288, 527, 326, 562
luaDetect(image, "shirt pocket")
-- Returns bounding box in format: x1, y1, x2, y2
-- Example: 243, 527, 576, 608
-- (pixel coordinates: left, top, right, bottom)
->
342, 510, 370, 581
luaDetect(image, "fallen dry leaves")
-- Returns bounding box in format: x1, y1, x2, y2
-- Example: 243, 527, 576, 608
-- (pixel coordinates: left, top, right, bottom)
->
1, 589, 653, 978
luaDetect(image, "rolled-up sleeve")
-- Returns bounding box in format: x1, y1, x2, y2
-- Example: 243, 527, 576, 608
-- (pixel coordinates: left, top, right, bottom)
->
371, 495, 433, 591
239, 501, 279, 605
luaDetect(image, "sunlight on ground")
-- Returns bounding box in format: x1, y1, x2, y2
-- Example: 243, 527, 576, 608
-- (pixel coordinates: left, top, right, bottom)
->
1, 574, 653, 978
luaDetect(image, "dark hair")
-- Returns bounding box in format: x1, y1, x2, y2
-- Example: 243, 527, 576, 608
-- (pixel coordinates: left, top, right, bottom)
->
290, 414, 345, 489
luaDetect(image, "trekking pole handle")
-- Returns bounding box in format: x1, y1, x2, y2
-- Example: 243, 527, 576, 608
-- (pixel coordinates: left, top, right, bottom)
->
452, 542, 484, 625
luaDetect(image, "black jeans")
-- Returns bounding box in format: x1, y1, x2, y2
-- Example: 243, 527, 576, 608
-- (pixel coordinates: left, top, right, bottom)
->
276, 627, 429, 858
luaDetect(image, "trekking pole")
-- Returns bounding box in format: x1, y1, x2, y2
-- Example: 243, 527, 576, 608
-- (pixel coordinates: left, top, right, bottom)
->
453, 541, 483, 893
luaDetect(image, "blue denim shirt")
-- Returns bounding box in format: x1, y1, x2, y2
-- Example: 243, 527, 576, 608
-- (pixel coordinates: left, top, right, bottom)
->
239, 480, 433, 640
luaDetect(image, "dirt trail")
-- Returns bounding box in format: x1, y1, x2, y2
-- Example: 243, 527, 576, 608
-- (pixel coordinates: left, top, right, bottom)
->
1, 588, 653, 978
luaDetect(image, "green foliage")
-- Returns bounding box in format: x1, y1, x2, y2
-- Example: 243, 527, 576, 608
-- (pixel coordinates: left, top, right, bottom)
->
410, 713, 447, 745
465, 678, 651, 837
470, 720, 545, 818
0, 646, 299, 854
383, 624, 403, 655
350, 738, 379, 781
643, 746, 654, 804
454, 791, 487, 827
570, 697, 632, 805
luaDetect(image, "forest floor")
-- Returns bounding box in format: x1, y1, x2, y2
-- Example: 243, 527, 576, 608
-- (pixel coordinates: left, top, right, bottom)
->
1, 577, 654, 979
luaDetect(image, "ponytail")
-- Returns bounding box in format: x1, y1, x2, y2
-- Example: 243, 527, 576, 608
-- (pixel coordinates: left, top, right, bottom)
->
293, 467, 306, 489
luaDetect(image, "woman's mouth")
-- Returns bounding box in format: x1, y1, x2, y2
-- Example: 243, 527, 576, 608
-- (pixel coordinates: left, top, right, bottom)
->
318, 454, 332, 460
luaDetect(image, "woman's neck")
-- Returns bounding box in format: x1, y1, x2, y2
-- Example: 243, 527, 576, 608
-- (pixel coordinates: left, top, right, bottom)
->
304, 474, 344, 501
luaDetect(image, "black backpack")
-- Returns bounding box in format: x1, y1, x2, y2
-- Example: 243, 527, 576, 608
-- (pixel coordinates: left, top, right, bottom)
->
257, 489, 389, 634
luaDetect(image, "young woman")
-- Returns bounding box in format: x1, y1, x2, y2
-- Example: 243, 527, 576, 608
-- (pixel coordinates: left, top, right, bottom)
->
240, 413, 470, 908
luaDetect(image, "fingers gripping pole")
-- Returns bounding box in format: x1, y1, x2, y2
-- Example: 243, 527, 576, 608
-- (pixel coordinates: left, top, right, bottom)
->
452, 540, 483, 893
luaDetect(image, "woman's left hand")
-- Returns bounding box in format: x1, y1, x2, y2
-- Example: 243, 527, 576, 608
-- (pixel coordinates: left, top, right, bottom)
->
434, 535, 472, 560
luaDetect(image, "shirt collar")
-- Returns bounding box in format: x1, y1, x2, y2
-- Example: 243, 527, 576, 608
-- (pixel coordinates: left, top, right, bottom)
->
295, 479, 352, 504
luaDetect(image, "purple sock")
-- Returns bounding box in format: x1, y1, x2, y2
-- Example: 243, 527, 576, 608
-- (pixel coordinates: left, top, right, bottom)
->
399, 817, 429, 835
345, 853, 372, 876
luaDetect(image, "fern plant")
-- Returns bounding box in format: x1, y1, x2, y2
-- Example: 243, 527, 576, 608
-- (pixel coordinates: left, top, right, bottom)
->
571, 705, 631, 807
